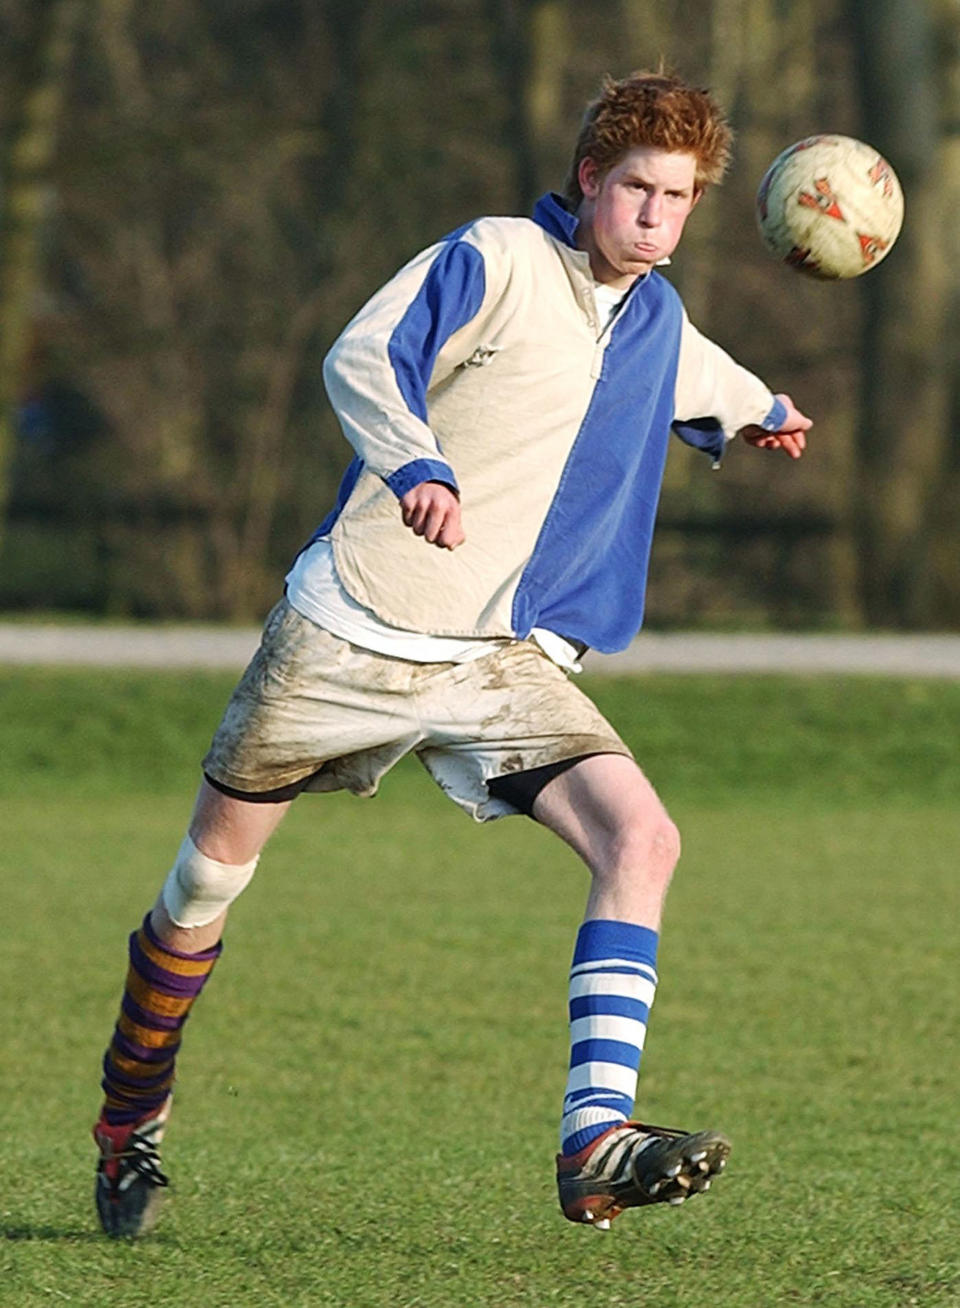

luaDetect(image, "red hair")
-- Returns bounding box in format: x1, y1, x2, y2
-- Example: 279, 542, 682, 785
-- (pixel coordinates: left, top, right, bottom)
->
565, 71, 733, 205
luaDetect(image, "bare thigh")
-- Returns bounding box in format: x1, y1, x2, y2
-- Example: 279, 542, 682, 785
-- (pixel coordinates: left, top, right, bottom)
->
188, 778, 293, 863
531, 754, 681, 928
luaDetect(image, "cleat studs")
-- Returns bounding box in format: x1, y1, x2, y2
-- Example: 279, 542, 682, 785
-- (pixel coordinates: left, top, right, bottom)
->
717, 1158, 727, 1172
648, 1180, 663, 1196
675, 1174, 691, 1191
594, 1218, 611, 1231
668, 1195, 686, 1206
702, 1179, 711, 1191
582, 1210, 594, 1223
665, 1163, 681, 1178
697, 1159, 711, 1174
689, 1151, 707, 1164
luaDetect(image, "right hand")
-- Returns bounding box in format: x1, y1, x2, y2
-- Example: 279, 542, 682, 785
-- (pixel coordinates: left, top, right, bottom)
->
740, 392, 813, 461
399, 481, 466, 550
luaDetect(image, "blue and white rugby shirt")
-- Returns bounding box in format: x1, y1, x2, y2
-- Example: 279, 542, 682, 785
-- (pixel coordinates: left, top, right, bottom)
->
307, 193, 786, 655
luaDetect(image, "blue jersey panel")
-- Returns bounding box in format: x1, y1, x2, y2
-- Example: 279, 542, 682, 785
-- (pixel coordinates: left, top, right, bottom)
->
511, 272, 683, 653
387, 237, 486, 422
306, 234, 484, 548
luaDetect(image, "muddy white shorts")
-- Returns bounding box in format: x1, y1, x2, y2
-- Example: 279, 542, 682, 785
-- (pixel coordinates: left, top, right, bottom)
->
202, 598, 631, 821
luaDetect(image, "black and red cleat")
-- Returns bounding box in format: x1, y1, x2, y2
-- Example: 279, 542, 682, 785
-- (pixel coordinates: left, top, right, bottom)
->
93, 1101, 170, 1238
557, 1121, 730, 1228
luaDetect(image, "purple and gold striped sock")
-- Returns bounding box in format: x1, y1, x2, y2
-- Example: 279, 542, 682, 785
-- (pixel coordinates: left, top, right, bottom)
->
100, 914, 222, 1126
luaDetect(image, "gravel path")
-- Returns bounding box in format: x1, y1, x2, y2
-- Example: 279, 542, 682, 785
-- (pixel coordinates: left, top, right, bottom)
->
2, 622, 960, 677
0, 624, 262, 669
587, 632, 960, 678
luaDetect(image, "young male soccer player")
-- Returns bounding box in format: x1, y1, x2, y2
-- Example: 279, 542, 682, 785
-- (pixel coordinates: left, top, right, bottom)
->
92, 70, 812, 1237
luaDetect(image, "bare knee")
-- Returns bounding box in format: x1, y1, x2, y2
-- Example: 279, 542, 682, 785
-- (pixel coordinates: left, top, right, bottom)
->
534, 755, 680, 925
606, 807, 681, 886
157, 781, 291, 933
583, 805, 680, 927
161, 835, 259, 929
653, 812, 682, 870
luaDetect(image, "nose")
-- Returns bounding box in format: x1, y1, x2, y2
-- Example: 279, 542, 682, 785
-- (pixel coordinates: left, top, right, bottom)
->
640, 192, 662, 227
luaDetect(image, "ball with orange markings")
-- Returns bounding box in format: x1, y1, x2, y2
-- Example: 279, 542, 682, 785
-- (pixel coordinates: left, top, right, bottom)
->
756, 135, 904, 279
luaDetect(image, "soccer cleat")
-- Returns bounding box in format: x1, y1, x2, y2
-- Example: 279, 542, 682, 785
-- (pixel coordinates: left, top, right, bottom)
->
557, 1121, 731, 1226
93, 1099, 171, 1238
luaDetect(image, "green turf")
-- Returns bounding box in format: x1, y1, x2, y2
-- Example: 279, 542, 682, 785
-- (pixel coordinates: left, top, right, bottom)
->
1, 670, 958, 1306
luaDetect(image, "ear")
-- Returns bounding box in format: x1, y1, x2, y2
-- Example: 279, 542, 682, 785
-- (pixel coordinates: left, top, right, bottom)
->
578, 156, 602, 200
690, 186, 705, 209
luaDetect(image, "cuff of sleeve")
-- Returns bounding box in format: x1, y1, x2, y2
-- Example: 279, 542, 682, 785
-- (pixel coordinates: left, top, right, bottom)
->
384, 458, 459, 499
760, 396, 788, 431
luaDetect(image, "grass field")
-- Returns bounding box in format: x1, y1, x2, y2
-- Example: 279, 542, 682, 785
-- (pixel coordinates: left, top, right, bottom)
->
1, 670, 959, 1307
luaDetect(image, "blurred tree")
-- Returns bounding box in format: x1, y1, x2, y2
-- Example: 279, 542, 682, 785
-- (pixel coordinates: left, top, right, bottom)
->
928, 0, 960, 623
0, 0, 86, 554
53, 0, 361, 616
849, 0, 951, 627
486, 0, 571, 208
0, 0, 956, 630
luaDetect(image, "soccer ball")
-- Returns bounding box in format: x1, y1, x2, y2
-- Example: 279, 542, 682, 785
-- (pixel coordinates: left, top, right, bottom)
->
756, 134, 904, 279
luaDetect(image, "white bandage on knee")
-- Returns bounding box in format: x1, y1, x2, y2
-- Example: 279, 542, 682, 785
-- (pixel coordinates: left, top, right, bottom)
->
161, 835, 260, 928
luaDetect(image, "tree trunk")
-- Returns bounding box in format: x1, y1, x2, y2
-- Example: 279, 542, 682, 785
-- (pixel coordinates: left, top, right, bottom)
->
0, 0, 87, 552
923, 0, 960, 622
232, 289, 328, 618
849, 0, 949, 626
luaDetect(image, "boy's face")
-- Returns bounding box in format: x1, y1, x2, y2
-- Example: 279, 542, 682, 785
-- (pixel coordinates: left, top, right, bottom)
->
576, 146, 701, 287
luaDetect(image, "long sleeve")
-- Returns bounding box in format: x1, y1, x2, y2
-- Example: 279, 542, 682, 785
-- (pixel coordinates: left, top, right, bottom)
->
672, 312, 786, 461
322, 229, 501, 498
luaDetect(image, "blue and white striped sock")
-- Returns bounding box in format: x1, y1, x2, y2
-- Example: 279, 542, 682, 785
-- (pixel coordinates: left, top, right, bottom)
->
559, 918, 659, 1157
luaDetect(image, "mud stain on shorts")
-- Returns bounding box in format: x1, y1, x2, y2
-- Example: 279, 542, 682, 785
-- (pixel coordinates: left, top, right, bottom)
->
202, 600, 631, 819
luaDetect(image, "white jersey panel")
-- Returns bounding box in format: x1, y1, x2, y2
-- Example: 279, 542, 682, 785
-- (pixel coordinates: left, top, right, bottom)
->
287, 539, 582, 670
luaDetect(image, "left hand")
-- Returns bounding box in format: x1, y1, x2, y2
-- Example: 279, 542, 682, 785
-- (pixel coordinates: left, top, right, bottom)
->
399, 480, 465, 550
740, 393, 812, 460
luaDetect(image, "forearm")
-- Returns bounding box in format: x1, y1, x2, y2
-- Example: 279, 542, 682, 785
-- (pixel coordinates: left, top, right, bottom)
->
673, 313, 785, 442
323, 318, 459, 496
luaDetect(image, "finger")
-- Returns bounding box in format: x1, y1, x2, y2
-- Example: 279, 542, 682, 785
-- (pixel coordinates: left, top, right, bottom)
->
777, 431, 804, 459
438, 511, 466, 550
402, 494, 427, 533
422, 501, 447, 543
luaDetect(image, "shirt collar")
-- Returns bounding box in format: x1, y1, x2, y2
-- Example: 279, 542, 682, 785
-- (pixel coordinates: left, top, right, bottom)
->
532, 192, 580, 247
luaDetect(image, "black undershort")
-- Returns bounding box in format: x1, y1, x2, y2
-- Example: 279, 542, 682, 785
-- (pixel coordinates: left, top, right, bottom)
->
204, 770, 316, 803
205, 751, 609, 814
485, 752, 606, 817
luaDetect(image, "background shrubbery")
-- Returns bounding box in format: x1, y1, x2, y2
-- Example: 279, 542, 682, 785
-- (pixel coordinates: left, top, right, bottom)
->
1, 0, 958, 627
